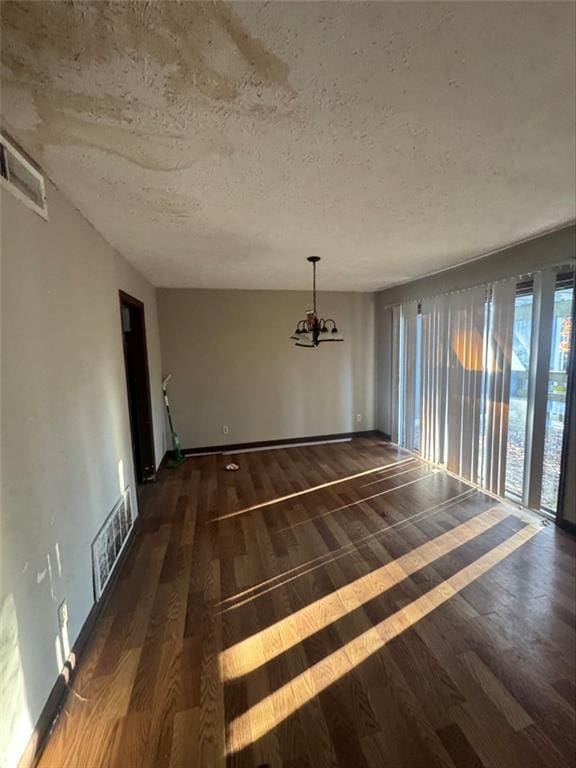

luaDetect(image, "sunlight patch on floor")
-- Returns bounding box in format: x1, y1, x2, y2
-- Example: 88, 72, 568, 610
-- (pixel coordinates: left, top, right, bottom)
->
225, 522, 540, 754
221, 505, 513, 680
213, 457, 418, 520
276, 471, 439, 532
217, 488, 479, 612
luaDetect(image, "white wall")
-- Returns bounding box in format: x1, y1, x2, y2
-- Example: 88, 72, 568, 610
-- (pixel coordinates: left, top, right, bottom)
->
157, 289, 375, 448
0, 181, 165, 768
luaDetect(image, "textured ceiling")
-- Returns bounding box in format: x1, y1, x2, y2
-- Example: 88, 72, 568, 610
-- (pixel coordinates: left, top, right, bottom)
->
1, 1, 575, 291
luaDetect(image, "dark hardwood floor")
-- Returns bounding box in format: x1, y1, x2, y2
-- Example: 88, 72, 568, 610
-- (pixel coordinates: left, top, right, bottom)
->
37, 437, 576, 767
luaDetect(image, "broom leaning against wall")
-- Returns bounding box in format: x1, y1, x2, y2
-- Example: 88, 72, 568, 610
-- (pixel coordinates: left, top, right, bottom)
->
162, 374, 186, 468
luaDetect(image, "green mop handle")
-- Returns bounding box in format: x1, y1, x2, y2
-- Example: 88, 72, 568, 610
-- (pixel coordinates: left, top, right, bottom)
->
163, 374, 185, 466
163, 387, 176, 435
162, 374, 178, 445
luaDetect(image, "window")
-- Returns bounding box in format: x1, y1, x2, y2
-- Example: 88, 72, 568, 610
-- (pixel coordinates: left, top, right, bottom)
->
390, 264, 574, 518
541, 275, 574, 512
505, 283, 533, 500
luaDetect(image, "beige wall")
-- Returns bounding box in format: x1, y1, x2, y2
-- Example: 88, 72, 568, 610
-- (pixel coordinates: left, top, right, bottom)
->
0, 182, 165, 767
157, 289, 375, 448
375, 225, 575, 307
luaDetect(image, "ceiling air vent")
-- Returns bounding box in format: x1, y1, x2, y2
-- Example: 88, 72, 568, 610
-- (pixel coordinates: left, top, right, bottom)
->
0, 133, 48, 219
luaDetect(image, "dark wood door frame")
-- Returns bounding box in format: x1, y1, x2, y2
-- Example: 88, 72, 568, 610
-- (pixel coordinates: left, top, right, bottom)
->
119, 290, 156, 483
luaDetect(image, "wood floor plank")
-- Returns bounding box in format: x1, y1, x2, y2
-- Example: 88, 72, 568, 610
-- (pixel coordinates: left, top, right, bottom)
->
35, 437, 575, 768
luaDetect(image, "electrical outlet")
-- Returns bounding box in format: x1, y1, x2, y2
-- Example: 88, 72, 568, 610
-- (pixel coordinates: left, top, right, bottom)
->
58, 599, 68, 630
356, 413, 362, 423
222, 425, 230, 435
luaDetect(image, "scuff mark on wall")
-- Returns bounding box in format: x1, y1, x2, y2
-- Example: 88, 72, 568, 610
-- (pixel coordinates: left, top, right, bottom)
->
55, 543, 62, 579
46, 553, 56, 601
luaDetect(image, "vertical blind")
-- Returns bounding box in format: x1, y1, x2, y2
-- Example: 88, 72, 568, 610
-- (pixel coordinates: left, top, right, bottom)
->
398, 301, 419, 450
389, 304, 401, 444
445, 285, 487, 483
482, 278, 516, 495
386, 263, 574, 509
420, 294, 447, 465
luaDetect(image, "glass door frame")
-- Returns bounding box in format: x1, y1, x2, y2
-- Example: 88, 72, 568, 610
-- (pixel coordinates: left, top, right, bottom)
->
556, 283, 576, 532
522, 269, 556, 512
522, 269, 574, 514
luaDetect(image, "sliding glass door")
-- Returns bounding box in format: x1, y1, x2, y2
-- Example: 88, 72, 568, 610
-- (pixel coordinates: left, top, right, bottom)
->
541, 278, 574, 512
501, 274, 573, 515
392, 265, 574, 518
505, 286, 533, 500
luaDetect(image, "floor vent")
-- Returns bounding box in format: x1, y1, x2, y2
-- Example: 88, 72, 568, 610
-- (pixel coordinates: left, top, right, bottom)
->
91, 488, 135, 601
0, 132, 48, 219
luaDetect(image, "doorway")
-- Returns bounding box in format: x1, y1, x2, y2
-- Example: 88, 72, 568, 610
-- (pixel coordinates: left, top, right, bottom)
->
119, 290, 156, 484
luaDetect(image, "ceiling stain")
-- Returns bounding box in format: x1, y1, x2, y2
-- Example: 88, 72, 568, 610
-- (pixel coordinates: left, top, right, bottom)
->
1, 0, 295, 170
31, 94, 234, 173
1, 1, 574, 291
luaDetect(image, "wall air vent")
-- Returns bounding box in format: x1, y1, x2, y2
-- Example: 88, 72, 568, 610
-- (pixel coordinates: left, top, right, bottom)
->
0, 132, 48, 219
91, 487, 135, 601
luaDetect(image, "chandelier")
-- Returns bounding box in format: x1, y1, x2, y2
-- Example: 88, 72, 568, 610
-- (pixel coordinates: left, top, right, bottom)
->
291, 257, 344, 347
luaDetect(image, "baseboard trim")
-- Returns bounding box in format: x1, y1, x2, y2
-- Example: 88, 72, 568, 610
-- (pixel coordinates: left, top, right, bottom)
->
177, 430, 388, 457
17, 518, 141, 768
157, 449, 170, 472
557, 518, 576, 536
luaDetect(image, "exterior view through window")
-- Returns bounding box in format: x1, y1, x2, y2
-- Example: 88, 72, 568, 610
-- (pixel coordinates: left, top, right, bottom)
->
541, 280, 573, 511
505, 287, 533, 500
503, 273, 574, 514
